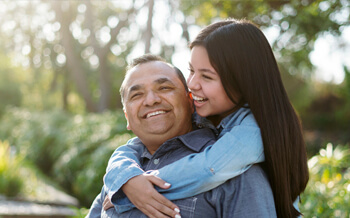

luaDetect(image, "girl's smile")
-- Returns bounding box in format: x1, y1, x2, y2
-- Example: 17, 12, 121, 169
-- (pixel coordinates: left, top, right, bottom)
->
187, 46, 236, 123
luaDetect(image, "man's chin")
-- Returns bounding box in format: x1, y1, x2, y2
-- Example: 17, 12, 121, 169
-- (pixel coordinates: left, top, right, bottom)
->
145, 126, 172, 135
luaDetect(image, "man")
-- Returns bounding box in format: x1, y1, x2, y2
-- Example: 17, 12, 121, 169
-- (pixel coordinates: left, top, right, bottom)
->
87, 54, 276, 217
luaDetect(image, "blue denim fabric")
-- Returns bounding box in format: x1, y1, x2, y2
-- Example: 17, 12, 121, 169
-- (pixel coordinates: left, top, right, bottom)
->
100, 106, 265, 213
88, 165, 276, 217
87, 125, 276, 217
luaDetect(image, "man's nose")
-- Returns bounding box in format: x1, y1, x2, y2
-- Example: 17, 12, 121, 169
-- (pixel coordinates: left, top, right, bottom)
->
143, 91, 161, 106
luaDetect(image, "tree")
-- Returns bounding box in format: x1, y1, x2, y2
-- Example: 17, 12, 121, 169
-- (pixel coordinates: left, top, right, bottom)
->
179, 0, 349, 77
0, 0, 349, 113
0, 0, 147, 112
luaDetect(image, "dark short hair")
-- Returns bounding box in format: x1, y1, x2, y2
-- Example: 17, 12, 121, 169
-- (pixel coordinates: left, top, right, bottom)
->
120, 54, 188, 104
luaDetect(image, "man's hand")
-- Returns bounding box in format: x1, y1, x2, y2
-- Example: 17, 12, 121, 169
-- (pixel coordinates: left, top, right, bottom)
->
122, 173, 181, 218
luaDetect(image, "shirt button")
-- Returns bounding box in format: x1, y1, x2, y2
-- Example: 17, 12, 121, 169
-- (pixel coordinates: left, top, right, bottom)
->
210, 168, 215, 174
153, 158, 159, 165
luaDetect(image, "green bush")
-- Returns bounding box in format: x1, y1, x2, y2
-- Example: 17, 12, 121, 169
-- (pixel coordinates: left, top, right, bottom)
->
300, 143, 350, 217
0, 55, 23, 116
0, 108, 133, 207
3, 107, 349, 213
0, 140, 23, 197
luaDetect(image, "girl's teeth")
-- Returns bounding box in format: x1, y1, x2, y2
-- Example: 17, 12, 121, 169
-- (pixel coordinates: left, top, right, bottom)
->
192, 95, 205, 101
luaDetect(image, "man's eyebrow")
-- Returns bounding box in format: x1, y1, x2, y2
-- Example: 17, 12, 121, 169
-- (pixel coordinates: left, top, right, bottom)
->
127, 77, 174, 94
154, 77, 175, 85
128, 84, 142, 94
188, 62, 216, 75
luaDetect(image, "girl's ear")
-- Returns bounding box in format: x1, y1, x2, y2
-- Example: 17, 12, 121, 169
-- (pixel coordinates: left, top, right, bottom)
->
124, 110, 131, 130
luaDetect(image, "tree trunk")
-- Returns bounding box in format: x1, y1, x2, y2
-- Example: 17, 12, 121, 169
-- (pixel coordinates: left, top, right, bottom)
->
97, 56, 112, 112
53, 2, 97, 112
144, 0, 154, 53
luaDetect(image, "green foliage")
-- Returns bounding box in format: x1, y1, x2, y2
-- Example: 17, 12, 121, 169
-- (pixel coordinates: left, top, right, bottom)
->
0, 54, 23, 116
180, 0, 349, 77
0, 108, 133, 207
0, 141, 23, 197
301, 69, 350, 132
300, 143, 350, 217
69, 207, 89, 218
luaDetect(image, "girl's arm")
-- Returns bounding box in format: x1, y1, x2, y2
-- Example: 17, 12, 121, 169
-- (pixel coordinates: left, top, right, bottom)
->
156, 116, 265, 199
103, 137, 144, 199
111, 113, 264, 212
103, 137, 179, 217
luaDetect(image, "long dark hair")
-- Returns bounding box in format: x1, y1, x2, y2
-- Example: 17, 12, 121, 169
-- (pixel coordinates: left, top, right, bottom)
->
190, 19, 309, 217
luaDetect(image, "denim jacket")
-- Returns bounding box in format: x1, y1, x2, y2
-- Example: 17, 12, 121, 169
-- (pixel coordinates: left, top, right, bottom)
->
103, 106, 265, 213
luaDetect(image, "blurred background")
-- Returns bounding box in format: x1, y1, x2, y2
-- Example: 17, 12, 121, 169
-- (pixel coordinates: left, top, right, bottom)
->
0, 0, 349, 217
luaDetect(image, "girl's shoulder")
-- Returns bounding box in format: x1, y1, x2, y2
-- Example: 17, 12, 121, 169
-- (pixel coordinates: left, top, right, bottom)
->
222, 107, 257, 128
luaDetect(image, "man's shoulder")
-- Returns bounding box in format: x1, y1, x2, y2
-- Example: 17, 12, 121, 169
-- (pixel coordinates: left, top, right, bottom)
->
214, 164, 270, 192
207, 164, 276, 217
177, 127, 216, 152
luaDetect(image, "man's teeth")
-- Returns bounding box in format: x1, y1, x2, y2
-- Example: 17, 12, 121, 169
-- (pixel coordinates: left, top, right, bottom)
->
146, 111, 166, 118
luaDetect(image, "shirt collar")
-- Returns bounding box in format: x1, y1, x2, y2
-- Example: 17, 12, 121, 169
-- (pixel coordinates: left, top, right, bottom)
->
177, 128, 216, 152
140, 127, 216, 159
217, 104, 250, 130
192, 112, 217, 133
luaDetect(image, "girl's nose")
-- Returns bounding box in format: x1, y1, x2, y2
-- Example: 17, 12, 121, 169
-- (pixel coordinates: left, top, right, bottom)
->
187, 73, 201, 91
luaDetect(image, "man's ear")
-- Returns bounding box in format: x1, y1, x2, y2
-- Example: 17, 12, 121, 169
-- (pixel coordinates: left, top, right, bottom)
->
123, 109, 131, 130
188, 92, 195, 113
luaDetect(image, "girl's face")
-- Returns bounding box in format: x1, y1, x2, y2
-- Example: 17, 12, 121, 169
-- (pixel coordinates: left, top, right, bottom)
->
188, 46, 236, 124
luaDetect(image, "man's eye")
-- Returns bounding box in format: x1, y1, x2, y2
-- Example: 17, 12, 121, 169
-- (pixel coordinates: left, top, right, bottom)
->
130, 93, 142, 99
160, 86, 172, 90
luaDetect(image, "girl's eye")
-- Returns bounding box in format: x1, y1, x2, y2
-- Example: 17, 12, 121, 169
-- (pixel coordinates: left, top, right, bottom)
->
203, 74, 213, 80
188, 68, 194, 75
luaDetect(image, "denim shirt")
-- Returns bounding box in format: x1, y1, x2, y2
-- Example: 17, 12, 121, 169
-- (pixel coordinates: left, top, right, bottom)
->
87, 127, 276, 217
102, 106, 265, 213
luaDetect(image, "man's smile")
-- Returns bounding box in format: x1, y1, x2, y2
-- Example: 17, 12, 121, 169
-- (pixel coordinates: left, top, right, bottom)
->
144, 110, 168, 119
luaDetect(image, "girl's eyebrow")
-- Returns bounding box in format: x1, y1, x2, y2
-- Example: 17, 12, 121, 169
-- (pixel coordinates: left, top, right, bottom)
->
189, 62, 216, 75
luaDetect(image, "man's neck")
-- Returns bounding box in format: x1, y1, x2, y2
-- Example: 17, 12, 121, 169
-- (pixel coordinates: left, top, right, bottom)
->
143, 127, 193, 155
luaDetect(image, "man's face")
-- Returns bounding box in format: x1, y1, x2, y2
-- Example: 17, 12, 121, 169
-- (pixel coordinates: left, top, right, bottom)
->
123, 61, 193, 151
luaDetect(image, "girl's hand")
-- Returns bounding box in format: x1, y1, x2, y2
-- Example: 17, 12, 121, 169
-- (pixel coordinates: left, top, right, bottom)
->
122, 173, 181, 218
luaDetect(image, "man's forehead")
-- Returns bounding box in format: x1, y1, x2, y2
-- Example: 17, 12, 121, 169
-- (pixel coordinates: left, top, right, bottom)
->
128, 77, 175, 92
125, 62, 179, 87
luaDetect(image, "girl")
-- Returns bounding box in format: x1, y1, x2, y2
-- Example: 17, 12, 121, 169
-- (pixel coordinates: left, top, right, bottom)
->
103, 18, 309, 218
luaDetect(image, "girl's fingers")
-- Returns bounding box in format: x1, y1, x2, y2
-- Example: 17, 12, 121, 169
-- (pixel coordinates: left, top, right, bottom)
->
147, 174, 171, 189
149, 191, 180, 217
